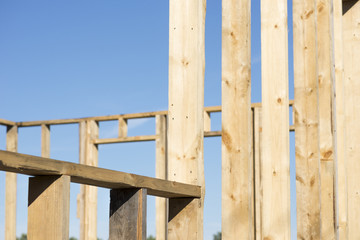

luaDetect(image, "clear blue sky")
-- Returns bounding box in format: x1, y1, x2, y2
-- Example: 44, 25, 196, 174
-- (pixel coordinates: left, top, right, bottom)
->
0, 0, 296, 239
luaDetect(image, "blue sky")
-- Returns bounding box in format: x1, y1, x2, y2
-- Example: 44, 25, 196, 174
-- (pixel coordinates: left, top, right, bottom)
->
0, 0, 296, 239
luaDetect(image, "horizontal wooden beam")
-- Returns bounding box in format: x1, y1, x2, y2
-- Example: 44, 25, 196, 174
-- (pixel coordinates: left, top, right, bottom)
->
0, 150, 201, 198
0, 119, 16, 126
94, 135, 158, 145
204, 131, 222, 137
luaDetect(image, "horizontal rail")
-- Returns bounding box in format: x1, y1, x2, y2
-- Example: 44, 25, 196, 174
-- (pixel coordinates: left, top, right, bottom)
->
94, 135, 158, 144
14, 100, 294, 127
204, 131, 222, 137
0, 150, 201, 198
0, 119, 16, 126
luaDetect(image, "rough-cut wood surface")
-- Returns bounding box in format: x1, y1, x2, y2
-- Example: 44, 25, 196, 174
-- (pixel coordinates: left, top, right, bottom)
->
28, 175, 70, 240
261, 0, 290, 239
109, 188, 147, 240
41, 124, 50, 158
0, 150, 201, 198
222, 0, 252, 239
343, 1, 360, 238
316, 0, 337, 238
155, 115, 168, 240
167, 0, 206, 239
253, 108, 262, 240
293, 0, 321, 238
5, 126, 17, 240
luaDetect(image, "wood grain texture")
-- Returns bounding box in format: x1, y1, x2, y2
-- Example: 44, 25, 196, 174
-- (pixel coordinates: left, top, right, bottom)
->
167, 0, 206, 239
260, 0, 290, 239
109, 188, 147, 240
316, 0, 337, 238
343, 1, 360, 239
27, 175, 70, 240
5, 126, 17, 240
293, 0, 321, 238
41, 124, 50, 158
0, 150, 201, 198
253, 108, 262, 240
155, 115, 168, 240
222, 0, 253, 239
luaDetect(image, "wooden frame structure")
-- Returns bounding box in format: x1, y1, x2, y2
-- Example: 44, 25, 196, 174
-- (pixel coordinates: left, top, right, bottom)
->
1, 0, 360, 239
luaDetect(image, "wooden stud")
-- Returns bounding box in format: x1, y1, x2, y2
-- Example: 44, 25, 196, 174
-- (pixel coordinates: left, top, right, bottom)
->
316, 0, 337, 238
343, 1, 360, 239
118, 117, 128, 138
27, 175, 70, 240
155, 115, 168, 240
41, 124, 50, 158
168, 0, 206, 238
222, 0, 252, 238
5, 125, 18, 240
261, 0, 290, 238
204, 111, 211, 132
293, 0, 321, 238
78, 121, 86, 234
109, 188, 147, 240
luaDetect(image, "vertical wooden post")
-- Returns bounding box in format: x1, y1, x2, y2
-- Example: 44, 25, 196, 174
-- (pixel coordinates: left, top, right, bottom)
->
5, 125, 18, 240
79, 120, 99, 240
41, 124, 50, 158
316, 0, 337, 238
260, 0, 290, 239
222, 0, 252, 238
204, 111, 211, 132
28, 175, 70, 240
343, 1, 360, 239
168, 0, 206, 239
253, 107, 262, 240
118, 117, 128, 138
155, 115, 168, 240
293, 0, 321, 238
109, 188, 147, 240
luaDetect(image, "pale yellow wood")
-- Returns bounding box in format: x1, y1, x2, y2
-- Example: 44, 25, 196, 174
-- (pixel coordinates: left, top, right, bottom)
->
204, 131, 222, 137
79, 121, 86, 236
253, 108, 262, 240
343, 1, 360, 239
41, 124, 50, 158
293, 0, 321, 238
155, 115, 168, 240
222, 0, 252, 238
168, 0, 206, 238
118, 117, 128, 138
333, 0, 347, 238
0, 119, 16, 126
28, 175, 70, 240
94, 135, 157, 145
204, 111, 211, 132
5, 126, 17, 240
260, 0, 290, 239
316, 0, 337, 238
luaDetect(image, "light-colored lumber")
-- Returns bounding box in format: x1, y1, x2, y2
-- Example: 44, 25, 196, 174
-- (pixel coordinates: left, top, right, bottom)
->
167, 0, 206, 238
78, 121, 86, 235
260, 0, 290, 238
28, 175, 70, 240
155, 115, 168, 240
109, 188, 147, 240
82, 120, 99, 240
118, 117, 128, 138
0, 119, 16, 126
94, 135, 157, 145
333, 0, 347, 238
0, 150, 201, 198
5, 125, 17, 240
222, 0, 252, 238
41, 124, 50, 158
343, 1, 360, 238
204, 131, 222, 137
316, 0, 337, 238
293, 0, 321, 238
253, 107, 262, 240
204, 111, 211, 132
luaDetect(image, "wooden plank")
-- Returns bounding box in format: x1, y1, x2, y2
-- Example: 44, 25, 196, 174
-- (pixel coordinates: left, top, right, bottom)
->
204, 111, 211, 132
0, 119, 16, 126
5, 126, 17, 240
343, 1, 360, 239
316, 0, 337, 238
109, 188, 147, 240
78, 121, 86, 238
253, 107, 262, 240
155, 115, 168, 240
261, 0, 290, 238
41, 124, 50, 158
293, 0, 321, 238
222, 0, 252, 238
0, 150, 201, 198
94, 135, 157, 145
28, 175, 70, 239
204, 131, 222, 137
118, 117, 128, 138
167, 0, 206, 238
